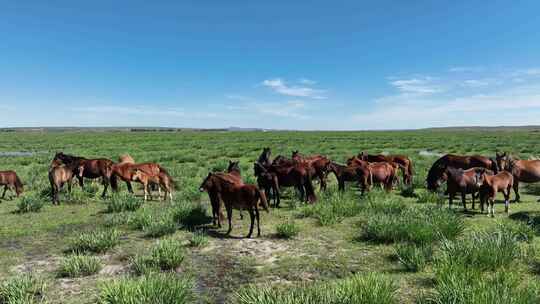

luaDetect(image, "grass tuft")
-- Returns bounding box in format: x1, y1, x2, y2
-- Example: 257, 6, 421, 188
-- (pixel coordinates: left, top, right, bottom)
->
16, 194, 45, 213
394, 243, 432, 272
58, 254, 102, 278
275, 220, 300, 239
68, 229, 120, 254
0, 274, 45, 304
132, 239, 185, 275
105, 193, 143, 213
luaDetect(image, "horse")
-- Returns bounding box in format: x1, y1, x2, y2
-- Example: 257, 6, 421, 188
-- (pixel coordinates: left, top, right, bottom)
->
359, 152, 414, 185
0, 171, 23, 199
110, 159, 164, 193
327, 162, 371, 194
131, 169, 175, 201
53, 152, 114, 198
444, 167, 488, 211
426, 154, 498, 191
257, 147, 272, 167
253, 162, 280, 207
199, 172, 269, 238
292, 151, 331, 191
347, 157, 398, 191
268, 161, 316, 203
48, 159, 84, 204
495, 152, 540, 202
479, 170, 513, 216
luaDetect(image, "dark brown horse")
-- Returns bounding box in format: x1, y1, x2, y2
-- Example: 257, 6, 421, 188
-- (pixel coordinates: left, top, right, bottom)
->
292, 151, 331, 191
53, 152, 114, 198
199, 172, 269, 238
479, 170, 513, 216
327, 162, 371, 194
426, 154, 498, 191
359, 152, 414, 185
253, 162, 280, 207
49, 159, 84, 204
444, 167, 488, 211
257, 147, 272, 167
496, 152, 540, 202
0, 171, 23, 199
268, 161, 316, 203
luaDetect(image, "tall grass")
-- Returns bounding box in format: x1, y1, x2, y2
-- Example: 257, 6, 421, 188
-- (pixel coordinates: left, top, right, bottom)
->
16, 194, 45, 213
171, 202, 210, 228
99, 273, 193, 304
58, 254, 102, 278
106, 193, 143, 213
131, 239, 185, 275
0, 274, 45, 304
297, 191, 362, 226
233, 272, 397, 304
275, 220, 300, 239
394, 243, 433, 272
68, 229, 120, 254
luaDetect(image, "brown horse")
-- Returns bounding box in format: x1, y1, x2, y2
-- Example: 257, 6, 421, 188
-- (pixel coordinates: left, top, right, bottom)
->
292, 151, 331, 191
479, 170, 513, 216
359, 152, 414, 185
0, 171, 23, 199
496, 153, 540, 202
426, 154, 498, 191
253, 162, 280, 207
268, 161, 316, 203
53, 152, 114, 198
257, 147, 272, 167
110, 157, 164, 193
199, 172, 269, 238
347, 157, 397, 191
49, 159, 84, 204
327, 162, 371, 194
444, 167, 488, 211
131, 169, 174, 201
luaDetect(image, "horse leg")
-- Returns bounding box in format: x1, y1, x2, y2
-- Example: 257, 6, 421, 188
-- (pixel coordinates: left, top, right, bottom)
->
126, 181, 134, 194
101, 177, 110, 198
448, 192, 454, 209
461, 191, 467, 211
338, 179, 345, 192
77, 176, 84, 188
255, 206, 261, 237
246, 208, 255, 238
143, 183, 149, 201
274, 184, 280, 208
226, 205, 233, 235
490, 199, 495, 217
504, 188, 511, 214
1, 185, 7, 199
513, 181, 520, 202
471, 192, 476, 210
319, 173, 326, 191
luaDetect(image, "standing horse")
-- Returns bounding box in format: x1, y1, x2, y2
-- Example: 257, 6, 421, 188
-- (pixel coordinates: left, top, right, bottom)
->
444, 167, 487, 211
268, 162, 316, 203
253, 162, 280, 207
327, 162, 371, 194
359, 152, 414, 185
199, 172, 269, 238
131, 169, 175, 201
426, 154, 498, 191
347, 157, 397, 191
479, 170, 513, 216
0, 171, 23, 199
496, 153, 540, 202
53, 152, 114, 198
292, 151, 331, 191
49, 159, 84, 204
110, 158, 164, 193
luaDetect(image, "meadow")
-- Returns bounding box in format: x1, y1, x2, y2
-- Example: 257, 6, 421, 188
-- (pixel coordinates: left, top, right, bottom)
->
1, 129, 540, 304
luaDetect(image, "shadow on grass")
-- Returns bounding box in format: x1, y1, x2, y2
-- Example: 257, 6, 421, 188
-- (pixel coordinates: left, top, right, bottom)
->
509, 211, 540, 233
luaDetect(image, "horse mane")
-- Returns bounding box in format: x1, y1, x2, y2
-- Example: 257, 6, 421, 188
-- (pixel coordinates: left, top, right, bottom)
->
119, 154, 135, 164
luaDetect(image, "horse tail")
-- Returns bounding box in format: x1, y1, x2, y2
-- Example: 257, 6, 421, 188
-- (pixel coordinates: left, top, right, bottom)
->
161, 170, 178, 190
14, 173, 23, 195
257, 188, 270, 212
304, 174, 317, 203
109, 166, 119, 191
407, 159, 414, 181
157, 165, 169, 175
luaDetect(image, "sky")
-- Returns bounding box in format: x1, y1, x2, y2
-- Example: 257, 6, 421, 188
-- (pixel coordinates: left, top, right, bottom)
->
1, 0, 540, 130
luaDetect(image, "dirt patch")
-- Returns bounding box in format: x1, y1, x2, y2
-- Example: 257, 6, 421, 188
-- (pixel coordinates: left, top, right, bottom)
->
10, 256, 60, 275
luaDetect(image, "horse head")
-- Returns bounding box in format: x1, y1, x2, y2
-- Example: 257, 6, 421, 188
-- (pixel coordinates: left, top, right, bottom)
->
495, 152, 510, 172
227, 160, 241, 173
199, 172, 214, 192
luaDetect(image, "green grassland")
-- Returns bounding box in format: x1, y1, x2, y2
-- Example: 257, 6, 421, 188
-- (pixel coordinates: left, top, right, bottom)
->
1, 129, 540, 303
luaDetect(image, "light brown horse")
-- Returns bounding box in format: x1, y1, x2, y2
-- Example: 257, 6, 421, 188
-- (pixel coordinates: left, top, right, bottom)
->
131, 169, 174, 201
49, 159, 84, 204
347, 156, 397, 191
327, 162, 371, 194
444, 167, 488, 211
110, 156, 164, 193
359, 152, 414, 185
479, 170, 513, 216
199, 172, 269, 238
292, 151, 331, 191
53, 152, 114, 198
496, 153, 540, 202
0, 171, 23, 199
426, 154, 498, 191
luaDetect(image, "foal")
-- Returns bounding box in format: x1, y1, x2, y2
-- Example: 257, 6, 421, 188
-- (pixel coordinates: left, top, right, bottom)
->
444, 167, 486, 211
0, 171, 24, 199
49, 159, 84, 204
479, 171, 513, 217
131, 169, 174, 201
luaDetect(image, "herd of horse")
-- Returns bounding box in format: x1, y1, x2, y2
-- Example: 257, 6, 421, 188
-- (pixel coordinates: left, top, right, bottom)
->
1, 149, 540, 237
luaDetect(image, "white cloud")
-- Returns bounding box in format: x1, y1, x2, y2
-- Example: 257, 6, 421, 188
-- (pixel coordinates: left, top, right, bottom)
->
390, 77, 442, 94
449, 66, 484, 73
462, 79, 491, 87
261, 78, 326, 99
298, 78, 317, 85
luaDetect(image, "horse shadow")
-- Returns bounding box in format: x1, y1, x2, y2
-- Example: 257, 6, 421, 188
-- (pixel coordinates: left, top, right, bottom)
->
205, 229, 252, 240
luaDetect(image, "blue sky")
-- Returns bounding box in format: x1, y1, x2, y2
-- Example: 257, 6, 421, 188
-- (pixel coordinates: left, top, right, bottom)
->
1, 1, 539, 130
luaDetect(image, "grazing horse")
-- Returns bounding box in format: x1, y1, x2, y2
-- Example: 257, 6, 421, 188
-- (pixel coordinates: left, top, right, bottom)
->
496, 153, 540, 202
53, 152, 114, 198
0, 171, 23, 199
444, 167, 488, 211
347, 157, 398, 191
49, 159, 84, 204
292, 151, 331, 191
199, 172, 269, 238
359, 152, 414, 185
479, 170, 513, 216
253, 162, 280, 207
327, 162, 371, 194
131, 169, 174, 201
426, 154, 498, 191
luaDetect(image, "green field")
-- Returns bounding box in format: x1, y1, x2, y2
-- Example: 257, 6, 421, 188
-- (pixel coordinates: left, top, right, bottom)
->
1, 129, 540, 304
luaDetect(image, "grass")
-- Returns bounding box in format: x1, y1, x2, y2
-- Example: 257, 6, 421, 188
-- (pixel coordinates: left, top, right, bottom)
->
16, 194, 45, 213
131, 238, 185, 275
99, 273, 194, 304
58, 254, 102, 278
0, 274, 45, 304
394, 243, 433, 272
171, 202, 211, 228
297, 191, 362, 226
188, 230, 209, 247
105, 193, 143, 213
233, 272, 397, 304
68, 229, 120, 254
275, 220, 300, 239
142, 214, 177, 237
